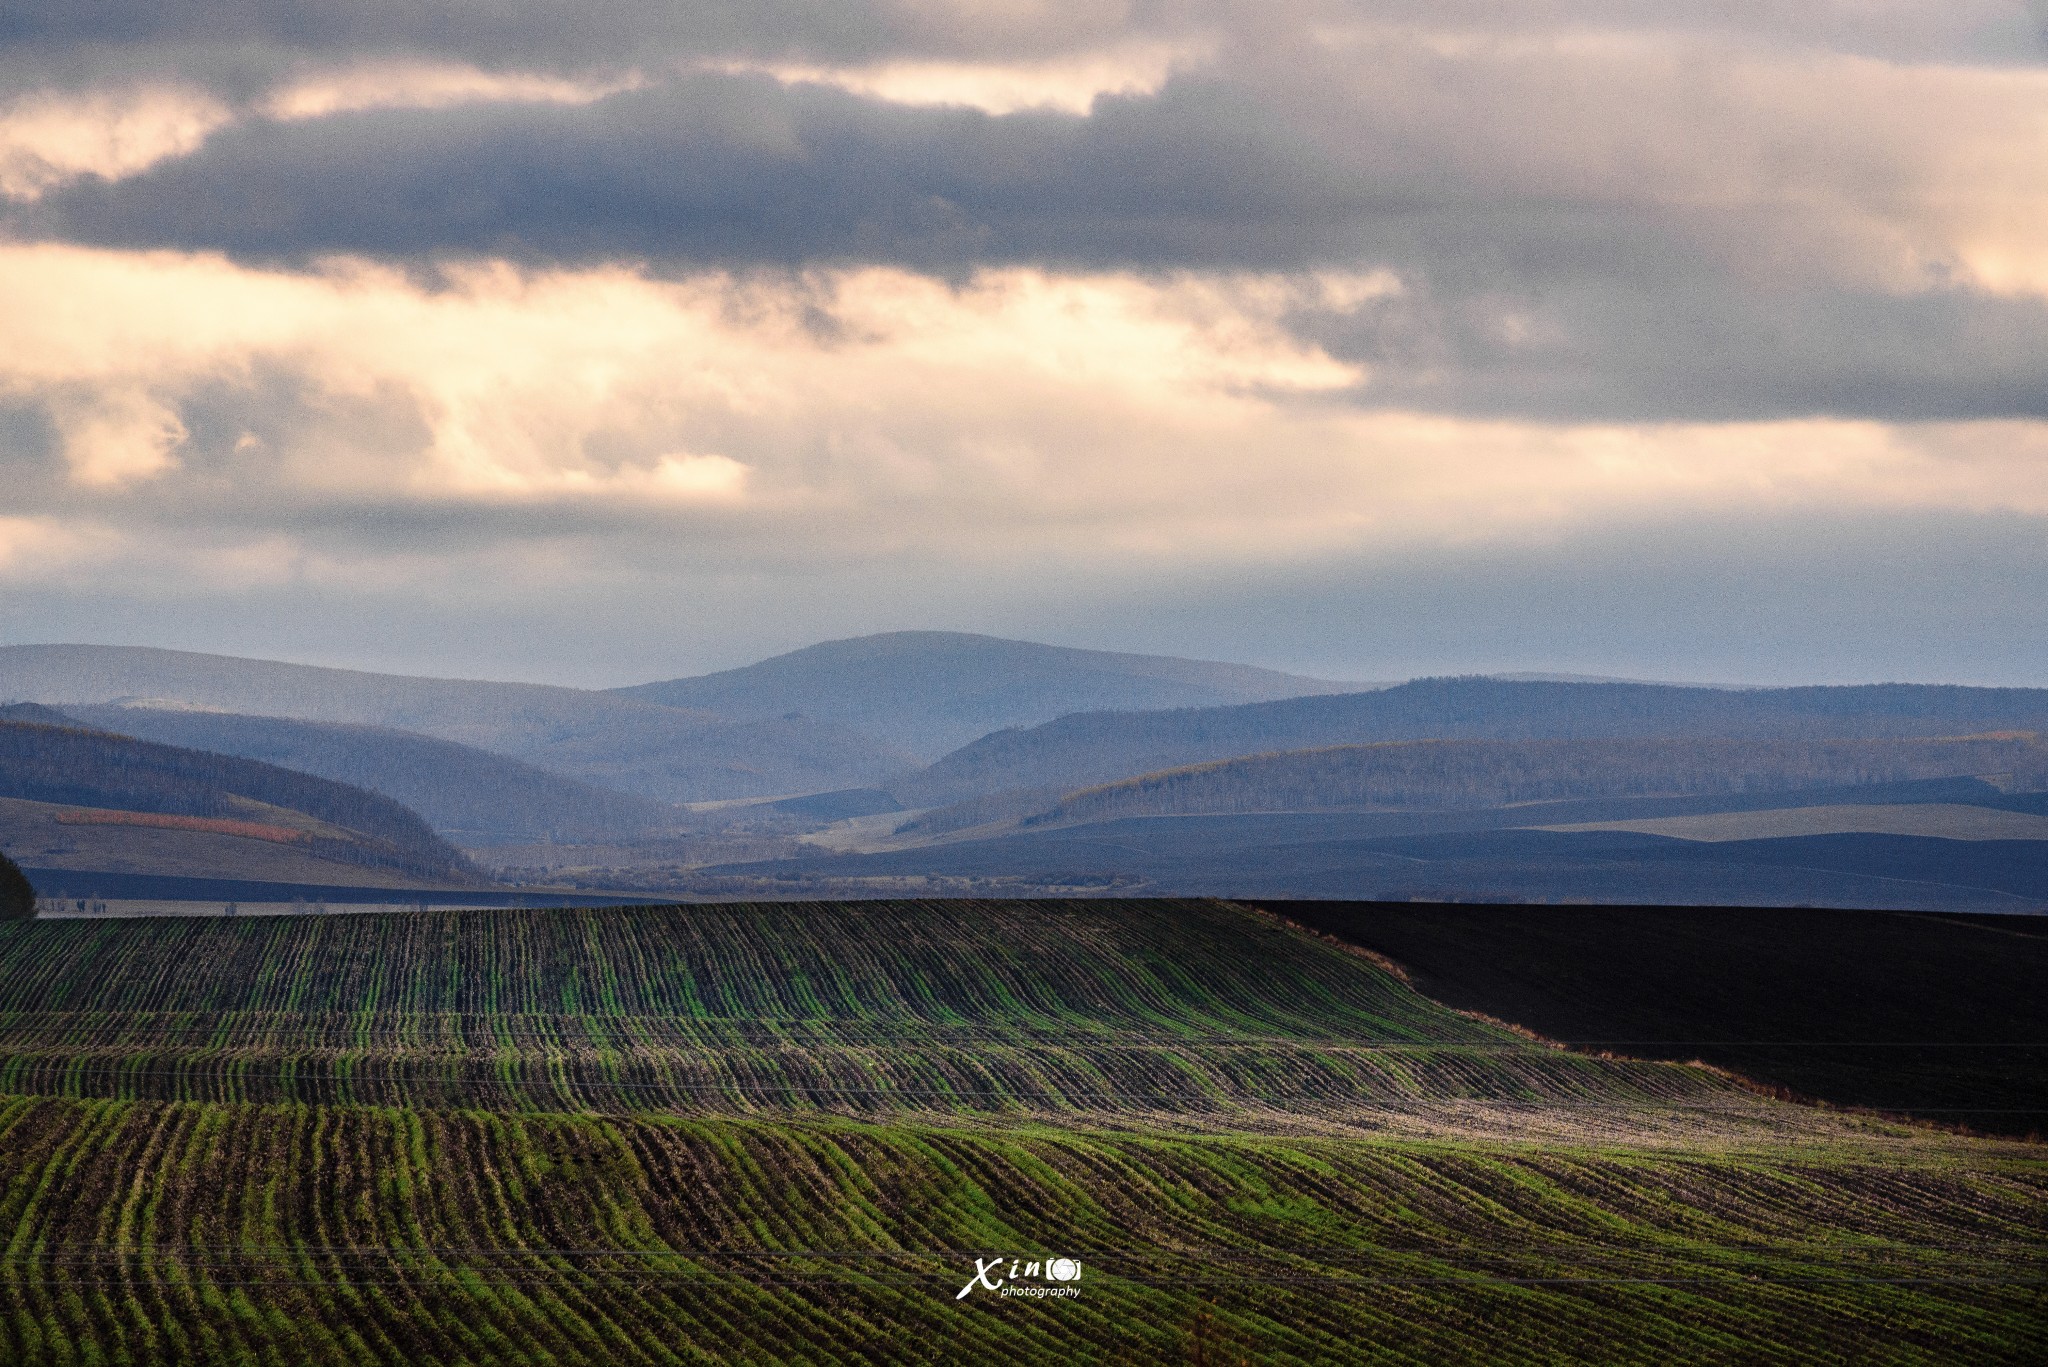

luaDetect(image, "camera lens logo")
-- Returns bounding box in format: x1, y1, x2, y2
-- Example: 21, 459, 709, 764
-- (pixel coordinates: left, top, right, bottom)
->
955, 1255, 1083, 1299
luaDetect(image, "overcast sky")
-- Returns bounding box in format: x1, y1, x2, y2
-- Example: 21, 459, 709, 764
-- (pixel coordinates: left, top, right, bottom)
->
2, 2, 2044, 687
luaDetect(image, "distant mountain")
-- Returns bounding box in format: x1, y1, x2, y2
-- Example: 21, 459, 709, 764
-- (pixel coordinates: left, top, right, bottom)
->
64, 706, 682, 846
0, 716, 478, 883
0, 645, 913, 802
611, 631, 1364, 760
895, 676, 2048, 807
1023, 735, 2048, 828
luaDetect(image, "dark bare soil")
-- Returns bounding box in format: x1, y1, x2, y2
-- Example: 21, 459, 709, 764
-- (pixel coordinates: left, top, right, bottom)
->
1270, 901, 2048, 1137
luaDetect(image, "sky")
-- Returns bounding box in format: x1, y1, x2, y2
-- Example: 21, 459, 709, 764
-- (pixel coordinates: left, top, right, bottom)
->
1, 1, 2045, 688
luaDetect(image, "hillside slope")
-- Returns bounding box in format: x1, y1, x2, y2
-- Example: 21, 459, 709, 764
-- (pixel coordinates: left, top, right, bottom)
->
0, 644, 912, 801
0, 717, 478, 883
613, 630, 1360, 759
1029, 734, 2048, 827
67, 704, 681, 844
899, 676, 2048, 805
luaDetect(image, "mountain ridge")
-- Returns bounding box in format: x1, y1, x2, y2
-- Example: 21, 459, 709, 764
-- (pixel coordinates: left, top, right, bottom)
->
895, 676, 2048, 807
0, 644, 912, 802
63, 705, 683, 846
612, 630, 1367, 760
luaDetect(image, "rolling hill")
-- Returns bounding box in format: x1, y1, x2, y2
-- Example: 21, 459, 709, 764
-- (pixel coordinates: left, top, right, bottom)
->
704, 772, 2048, 911
896, 676, 2048, 807
0, 715, 480, 885
0, 644, 913, 801
612, 630, 1362, 759
0, 902, 2033, 1363
1022, 734, 2048, 828
64, 704, 683, 845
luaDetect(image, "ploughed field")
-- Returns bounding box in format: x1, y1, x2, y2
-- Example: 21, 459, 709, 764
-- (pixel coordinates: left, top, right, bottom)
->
0, 901, 2039, 1364
1273, 902, 2048, 1137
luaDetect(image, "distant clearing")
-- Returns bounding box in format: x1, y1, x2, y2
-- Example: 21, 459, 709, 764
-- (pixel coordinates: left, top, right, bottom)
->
1542, 802, 2048, 842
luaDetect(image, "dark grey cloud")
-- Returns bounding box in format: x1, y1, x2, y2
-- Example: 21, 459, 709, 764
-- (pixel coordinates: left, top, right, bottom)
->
1311, 270, 2048, 423
4, 1, 2036, 69
0, 0, 1219, 99
25, 55, 2048, 425
28, 73, 1346, 267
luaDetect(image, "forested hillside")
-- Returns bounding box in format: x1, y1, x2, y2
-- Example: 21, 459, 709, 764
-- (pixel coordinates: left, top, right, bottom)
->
899, 677, 2048, 805
69, 705, 681, 844
0, 718, 478, 882
1032, 734, 2048, 826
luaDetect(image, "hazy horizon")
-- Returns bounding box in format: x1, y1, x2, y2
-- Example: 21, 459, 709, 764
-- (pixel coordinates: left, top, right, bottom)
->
0, 626, 2030, 696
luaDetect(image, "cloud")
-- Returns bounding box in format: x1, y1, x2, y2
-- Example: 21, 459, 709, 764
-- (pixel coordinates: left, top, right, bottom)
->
0, 85, 229, 200
47, 387, 188, 487
1, 2, 2043, 683
710, 36, 1211, 115
1, 243, 2042, 578
0, 63, 640, 202
8, 16, 2041, 428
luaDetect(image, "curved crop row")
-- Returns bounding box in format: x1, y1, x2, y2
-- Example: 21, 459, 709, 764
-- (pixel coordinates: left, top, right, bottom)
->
0, 1095, 2037, 1367
0, 902, 1825, 1132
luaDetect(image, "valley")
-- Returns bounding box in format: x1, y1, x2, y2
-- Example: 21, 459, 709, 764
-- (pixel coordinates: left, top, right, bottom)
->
7, 637, 2046, 913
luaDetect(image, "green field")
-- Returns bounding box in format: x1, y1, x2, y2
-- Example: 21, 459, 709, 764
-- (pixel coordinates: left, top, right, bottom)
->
0, 901, 2037, 1364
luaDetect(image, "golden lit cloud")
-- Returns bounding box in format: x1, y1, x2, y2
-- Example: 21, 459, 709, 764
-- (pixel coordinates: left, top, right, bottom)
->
0, 87, 231, 200
261, 62, 643, 122
47, 388, 188, 488
0, 64, 636, 202
708, 38, 1208, 115
0, 243, 2042, 573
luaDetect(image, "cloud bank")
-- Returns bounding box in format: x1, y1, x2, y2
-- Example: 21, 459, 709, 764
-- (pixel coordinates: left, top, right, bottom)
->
0, 2, 2043, 683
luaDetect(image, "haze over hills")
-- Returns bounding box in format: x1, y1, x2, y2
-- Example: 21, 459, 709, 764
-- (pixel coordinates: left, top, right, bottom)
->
610, 630, 1366, 760
63, 705, 682, 846
0, 645, 912, 803
895, 677, 2048, 808
7, 637, 2047, 914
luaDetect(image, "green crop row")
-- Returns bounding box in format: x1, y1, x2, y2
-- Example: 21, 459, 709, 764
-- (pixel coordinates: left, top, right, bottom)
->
0, 903, 1900, 1139
0, 1095, 2038, 1367
0, 902, 1475, 1040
